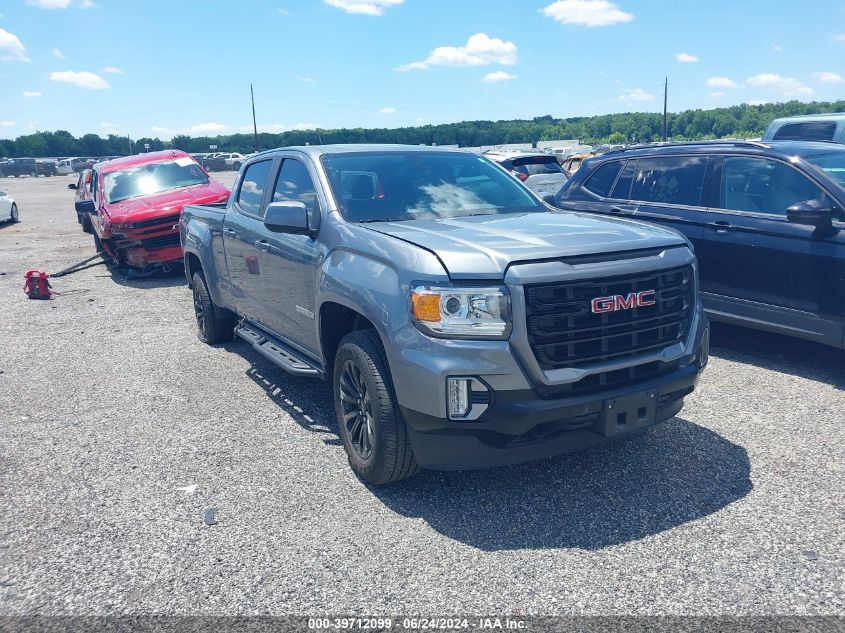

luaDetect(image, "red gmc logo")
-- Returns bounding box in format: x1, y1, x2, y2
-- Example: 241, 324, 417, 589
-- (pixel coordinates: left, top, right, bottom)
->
591, 290, 656, 314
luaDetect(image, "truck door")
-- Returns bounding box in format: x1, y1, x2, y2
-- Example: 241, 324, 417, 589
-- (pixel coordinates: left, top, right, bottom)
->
254, 157, 324, 355
222, 158, 275, 320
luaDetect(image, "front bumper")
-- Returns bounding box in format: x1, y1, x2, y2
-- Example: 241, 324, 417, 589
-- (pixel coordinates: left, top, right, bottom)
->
389, 304, 709, 471
401, 361, 700, 470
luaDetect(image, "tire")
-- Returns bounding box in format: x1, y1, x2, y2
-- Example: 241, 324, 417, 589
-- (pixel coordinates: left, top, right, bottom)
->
10, 203, 18, 223
333, 330, 420, 484
192, 271, 234, 344
80, 212, 93, 234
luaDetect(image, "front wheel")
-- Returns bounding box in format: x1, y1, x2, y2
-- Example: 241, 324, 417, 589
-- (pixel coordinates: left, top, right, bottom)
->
10, 203, 18, 223
333, 330, 420, 484
80, 212, 93, 233
192, 271, 234, 344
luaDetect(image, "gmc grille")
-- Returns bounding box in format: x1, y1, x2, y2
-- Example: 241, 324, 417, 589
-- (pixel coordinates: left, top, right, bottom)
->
524, 265, 694, 371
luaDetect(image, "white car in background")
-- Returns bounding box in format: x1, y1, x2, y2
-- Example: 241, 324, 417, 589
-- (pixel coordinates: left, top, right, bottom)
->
484, 150, 569, 199
1, 190, 18, 223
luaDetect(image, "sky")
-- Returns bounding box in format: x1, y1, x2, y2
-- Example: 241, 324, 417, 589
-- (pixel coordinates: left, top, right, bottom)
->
1, 0, 845, 141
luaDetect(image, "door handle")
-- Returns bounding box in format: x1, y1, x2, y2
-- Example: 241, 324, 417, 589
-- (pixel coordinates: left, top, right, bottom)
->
255, 240, 270, 252
609, 207, 625, 213
222, 227, 237, 237
707, 221, 734, 232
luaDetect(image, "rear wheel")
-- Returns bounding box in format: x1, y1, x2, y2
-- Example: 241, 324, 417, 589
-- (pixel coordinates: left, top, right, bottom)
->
10, 203, 18, 223
333, 330, 420, 484
192, 271, 234, 344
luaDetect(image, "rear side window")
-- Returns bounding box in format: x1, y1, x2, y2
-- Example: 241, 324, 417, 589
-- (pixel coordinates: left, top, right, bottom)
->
631, 156, 707, 206
583, 161, 623, 197
719, 157, 826, 216
511, 155, 564, 176
773, 121, 837, 142
237, 160, 273, 216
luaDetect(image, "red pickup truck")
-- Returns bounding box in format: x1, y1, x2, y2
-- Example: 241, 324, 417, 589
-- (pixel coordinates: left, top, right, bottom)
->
84, 150, 229, 270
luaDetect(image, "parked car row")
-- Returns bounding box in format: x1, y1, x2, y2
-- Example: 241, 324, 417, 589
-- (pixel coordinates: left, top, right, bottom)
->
0, 158, 58, 177
190, 152, 254, 172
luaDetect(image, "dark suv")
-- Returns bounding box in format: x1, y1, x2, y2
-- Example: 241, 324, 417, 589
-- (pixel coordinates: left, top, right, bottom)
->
555, 141, 845, 349
1, 158, 57, 177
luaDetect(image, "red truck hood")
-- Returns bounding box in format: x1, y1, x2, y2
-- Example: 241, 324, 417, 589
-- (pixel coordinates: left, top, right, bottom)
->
103, 182, 229, 224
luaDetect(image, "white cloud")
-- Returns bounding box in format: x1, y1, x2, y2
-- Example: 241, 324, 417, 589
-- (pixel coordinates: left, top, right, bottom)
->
812, 71, 843, 84
745, 73, 812, 96
49, 70, 110, 90
618, 87, 654, 102
709, 91, 725, 98
706, 76, 736, 88
324, 0, 403, 16
79, 0, 96, 8
22, 91, 42, 98
676, 52, 699, 63
151, 121, 321, 138
0, 28, 30, 62
53, 48, 66, 60
483, 70, 517, 83
832, 33, 845, 42
378, 107, 397, 114
771, 43, 782, 52
0, 121, 14, 127
102, 66, 123, 74
26, 0, 72, 7
297, 76, 316, 83
747, 100, 770, 106
397, 32, 517, 71
541, 0, 633, 27
277, 8, 291, 15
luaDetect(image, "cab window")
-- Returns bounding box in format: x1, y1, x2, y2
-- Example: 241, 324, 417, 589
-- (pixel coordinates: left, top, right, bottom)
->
272, 159, 320, 226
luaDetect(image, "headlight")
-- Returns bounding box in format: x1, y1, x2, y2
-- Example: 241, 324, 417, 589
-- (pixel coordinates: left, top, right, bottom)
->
410, 285, 511, 339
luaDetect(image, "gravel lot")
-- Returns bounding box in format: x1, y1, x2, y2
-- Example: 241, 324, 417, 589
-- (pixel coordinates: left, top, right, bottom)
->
0, 173, 842, 616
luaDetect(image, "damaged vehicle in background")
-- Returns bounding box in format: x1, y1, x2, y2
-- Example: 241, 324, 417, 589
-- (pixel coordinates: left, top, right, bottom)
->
80, 150, 229, 271
485, 150, 569, 198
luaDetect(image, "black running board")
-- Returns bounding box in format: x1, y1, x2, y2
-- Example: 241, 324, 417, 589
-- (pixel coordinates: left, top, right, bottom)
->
235, 322, 321, 378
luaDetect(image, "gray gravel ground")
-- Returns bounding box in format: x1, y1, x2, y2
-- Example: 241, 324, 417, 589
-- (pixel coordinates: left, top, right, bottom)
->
0, 173, 843, 616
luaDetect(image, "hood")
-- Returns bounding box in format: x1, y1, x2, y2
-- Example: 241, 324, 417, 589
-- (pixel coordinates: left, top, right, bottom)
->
365, 211, 687, 279
104, 181, 229, 224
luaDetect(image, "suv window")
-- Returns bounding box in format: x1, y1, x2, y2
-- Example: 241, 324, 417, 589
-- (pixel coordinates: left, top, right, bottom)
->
510, 155, 564, 176
237, 160, 273, 216
272, 159, 320, 226
719, 157, 826, 216
631, 156, 707, 206
773, 121, 837, 142
583, 161, 623, 197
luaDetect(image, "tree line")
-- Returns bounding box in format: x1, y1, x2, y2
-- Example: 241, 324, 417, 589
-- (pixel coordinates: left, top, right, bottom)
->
3, 99, 844, 158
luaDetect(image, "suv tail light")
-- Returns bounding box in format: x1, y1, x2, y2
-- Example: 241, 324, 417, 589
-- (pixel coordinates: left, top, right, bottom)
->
511, 170, 529, 182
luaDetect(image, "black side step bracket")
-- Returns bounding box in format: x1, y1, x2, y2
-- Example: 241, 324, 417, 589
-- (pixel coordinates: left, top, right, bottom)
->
235, 322, 321, 378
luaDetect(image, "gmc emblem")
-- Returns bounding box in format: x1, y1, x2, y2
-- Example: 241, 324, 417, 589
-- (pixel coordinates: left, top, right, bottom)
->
591, 290, 656, 314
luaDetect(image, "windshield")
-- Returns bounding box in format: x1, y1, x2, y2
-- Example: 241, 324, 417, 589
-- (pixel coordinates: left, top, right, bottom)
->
806, 153, 845, 187
511, 155, 565, 176
103, 158, 208, 203
322, 151, 544, 223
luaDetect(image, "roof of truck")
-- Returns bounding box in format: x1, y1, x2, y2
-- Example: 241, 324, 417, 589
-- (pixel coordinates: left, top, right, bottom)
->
252, 144, 472, 160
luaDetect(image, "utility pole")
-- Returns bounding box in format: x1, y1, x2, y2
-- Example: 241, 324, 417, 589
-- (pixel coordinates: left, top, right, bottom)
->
250, 83, 259, 153
662, 77, 668, 142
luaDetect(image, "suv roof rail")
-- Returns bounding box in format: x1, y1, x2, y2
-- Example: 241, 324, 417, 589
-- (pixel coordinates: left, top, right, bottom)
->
605, 140, 771, 154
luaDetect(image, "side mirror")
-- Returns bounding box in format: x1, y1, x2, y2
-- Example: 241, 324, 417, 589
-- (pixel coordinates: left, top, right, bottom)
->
787, 199, 834, 231
75, 200, 96, 215
263, 201, 310, 234
542, 194, 557, 207
68, 183, 78, 190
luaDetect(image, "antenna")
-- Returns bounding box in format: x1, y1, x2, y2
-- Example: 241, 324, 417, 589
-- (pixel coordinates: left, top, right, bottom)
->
662, 77, 669, 142
251, 83, 259, 153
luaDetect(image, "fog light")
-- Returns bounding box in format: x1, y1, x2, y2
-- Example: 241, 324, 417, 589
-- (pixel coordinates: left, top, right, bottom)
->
447, 378, 470, 419
699, 327, 710, 369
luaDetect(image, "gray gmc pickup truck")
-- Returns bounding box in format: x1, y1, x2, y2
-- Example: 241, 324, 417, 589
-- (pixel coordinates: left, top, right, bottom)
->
180, 145, 709, 484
